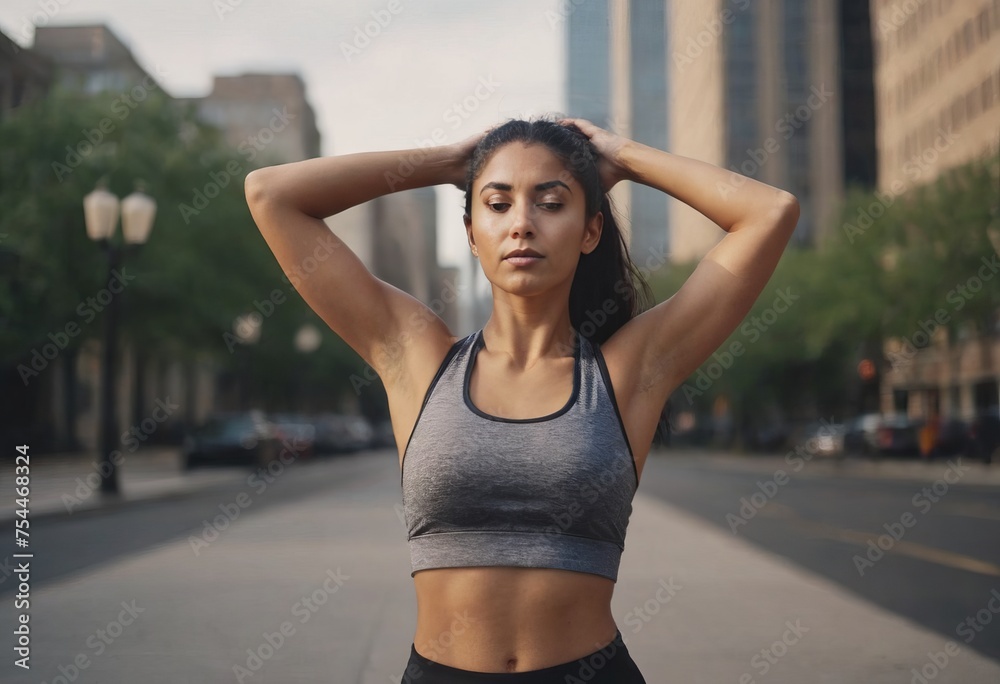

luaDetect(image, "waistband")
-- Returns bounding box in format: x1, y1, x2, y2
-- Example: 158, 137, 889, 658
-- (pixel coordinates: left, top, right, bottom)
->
402, 629, 641, 683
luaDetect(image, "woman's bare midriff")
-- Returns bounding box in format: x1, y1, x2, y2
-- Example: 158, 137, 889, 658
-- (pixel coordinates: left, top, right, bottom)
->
410, 566, 619, 673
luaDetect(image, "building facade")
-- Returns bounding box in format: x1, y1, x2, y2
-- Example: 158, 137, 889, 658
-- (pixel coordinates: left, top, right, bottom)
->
568, 0, 669, 262
0, 29, 52, 117
875, 0, 1000, 420
668, 0, 871, 260
176, 73, 321, 165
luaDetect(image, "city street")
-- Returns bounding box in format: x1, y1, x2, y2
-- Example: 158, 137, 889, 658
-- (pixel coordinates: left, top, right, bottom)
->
1, 448, 999, 683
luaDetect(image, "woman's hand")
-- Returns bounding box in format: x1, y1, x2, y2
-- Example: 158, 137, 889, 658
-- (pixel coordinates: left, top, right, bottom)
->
444, 127, 491, 190
557, 117, 633, 193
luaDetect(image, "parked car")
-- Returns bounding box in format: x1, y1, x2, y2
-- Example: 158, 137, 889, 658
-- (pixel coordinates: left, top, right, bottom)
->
929, 417, 969, 458
875, 414, 921, 457
843, 413, 882, 456
966, 407, 999, 464
269, 413, 317, 460
749, 422, 792, 452
793, 420, 846, 458
313, 413, 374, 454
182, 411, 279, 470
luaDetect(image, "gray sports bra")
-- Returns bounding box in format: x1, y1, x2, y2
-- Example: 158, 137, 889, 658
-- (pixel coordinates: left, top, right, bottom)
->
400, 328, 638, 582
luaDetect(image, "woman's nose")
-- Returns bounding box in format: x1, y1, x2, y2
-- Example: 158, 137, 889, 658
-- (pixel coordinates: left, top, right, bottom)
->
508, 204, 534, 238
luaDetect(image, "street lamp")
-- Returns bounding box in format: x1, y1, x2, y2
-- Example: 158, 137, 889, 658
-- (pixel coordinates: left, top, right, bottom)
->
294, 324, 321, 411
83, 180, 157, 496
232, 313, 263, 410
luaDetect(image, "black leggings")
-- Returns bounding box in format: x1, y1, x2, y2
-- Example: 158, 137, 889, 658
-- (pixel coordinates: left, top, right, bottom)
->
399, 629, 647, 683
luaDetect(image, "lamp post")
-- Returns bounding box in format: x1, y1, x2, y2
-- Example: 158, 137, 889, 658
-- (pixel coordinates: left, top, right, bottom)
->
294, 323, 321, 411
83, 180, 157, 496
233, 313, 263, 409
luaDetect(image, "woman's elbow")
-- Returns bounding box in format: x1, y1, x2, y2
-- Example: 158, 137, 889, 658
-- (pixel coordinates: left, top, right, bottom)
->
244, 167, 274, 209
774, 191, 800, 231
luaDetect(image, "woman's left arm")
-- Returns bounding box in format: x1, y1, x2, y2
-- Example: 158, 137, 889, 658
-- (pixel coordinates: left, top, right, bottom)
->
562, 118, 800, 419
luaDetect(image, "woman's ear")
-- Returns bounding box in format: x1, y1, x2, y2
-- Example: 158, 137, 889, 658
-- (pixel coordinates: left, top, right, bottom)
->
582, 211, 603, 255
464, 214, 477, 254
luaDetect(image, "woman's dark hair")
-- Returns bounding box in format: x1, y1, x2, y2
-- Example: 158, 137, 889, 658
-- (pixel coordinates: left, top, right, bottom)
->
462, 116, 654, 346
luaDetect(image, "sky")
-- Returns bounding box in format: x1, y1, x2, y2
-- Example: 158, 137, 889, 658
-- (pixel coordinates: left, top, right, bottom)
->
0, 0, 568, 280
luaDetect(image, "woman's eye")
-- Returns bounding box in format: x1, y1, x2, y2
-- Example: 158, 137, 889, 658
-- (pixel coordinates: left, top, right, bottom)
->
539, 202, 562, 210
488, 202, 510, 212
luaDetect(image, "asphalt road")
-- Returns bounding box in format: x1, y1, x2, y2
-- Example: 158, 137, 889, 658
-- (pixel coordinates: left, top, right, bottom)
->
639, 451, 1000, 662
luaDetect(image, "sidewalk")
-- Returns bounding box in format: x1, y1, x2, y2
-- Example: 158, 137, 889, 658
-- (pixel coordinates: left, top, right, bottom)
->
4, 450, 998, 683
0, 446, 250, 523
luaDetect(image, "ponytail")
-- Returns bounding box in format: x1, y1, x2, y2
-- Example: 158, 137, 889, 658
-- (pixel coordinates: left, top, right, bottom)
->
569, 192, 653, 345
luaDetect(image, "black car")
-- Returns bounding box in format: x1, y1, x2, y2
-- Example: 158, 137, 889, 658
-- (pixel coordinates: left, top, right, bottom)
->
967, 407, 999, 464
930, 418, 969, 458
182, 411, 279, 470
875, 414, 921, 457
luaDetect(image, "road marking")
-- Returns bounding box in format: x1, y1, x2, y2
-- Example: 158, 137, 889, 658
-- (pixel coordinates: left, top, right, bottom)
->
756, 501, 1000, 577
935, 502, 1000, 522
817, 527, 1000, 577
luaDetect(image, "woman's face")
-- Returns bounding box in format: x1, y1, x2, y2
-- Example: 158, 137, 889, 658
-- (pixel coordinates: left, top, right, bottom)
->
465, 141, 602, 299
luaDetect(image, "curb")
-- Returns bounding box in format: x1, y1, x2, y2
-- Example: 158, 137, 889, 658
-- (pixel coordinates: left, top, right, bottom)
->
2, 475, 251, 527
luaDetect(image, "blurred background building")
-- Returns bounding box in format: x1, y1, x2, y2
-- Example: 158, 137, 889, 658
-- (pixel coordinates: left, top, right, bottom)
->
0, 28, 51, 116
567, 0, 669, 263
568, 0, 877, 262
176, 73, 320, 165
0, 22, 452, 452
875, 0, 1000, 421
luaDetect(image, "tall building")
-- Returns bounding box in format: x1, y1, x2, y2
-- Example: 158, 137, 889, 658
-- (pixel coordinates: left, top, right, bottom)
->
873, 0, 1000, 191
875, 0, 1000, 421
628, 0, 669, 263
177, 73, 321, 164
0, 29, 52, 117
324, 187, 459, 334
32, 24, 164, 94
668, 0, 873, 260
567, 0, 611, 128
566, 0, 669, 262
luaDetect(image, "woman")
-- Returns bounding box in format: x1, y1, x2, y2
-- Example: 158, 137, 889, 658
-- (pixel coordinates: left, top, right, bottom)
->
245, 116, 799, 682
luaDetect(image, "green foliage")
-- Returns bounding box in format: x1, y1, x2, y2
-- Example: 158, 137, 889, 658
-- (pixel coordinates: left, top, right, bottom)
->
0, 84, 363, 407
649, 150, 1000, 428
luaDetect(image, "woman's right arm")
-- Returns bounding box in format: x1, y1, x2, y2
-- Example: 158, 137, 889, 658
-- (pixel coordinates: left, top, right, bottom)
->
243, 143, 470, 383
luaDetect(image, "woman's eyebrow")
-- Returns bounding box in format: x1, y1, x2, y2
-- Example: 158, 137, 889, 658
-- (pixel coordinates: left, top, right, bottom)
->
479, 180, 572, 195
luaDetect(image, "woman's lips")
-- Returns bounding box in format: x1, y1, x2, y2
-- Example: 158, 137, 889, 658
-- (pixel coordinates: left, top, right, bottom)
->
504, 256, 543, 266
